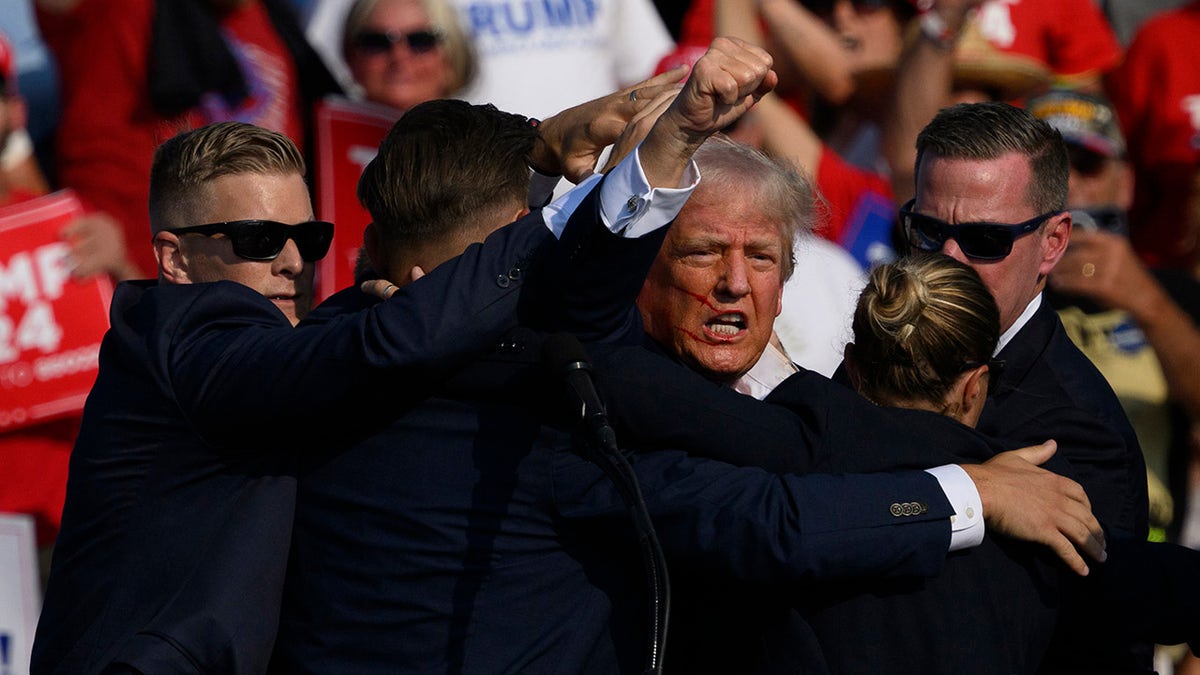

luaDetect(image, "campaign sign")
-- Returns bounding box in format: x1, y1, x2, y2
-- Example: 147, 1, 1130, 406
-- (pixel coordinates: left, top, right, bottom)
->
313, 96, 400, 302
0, 191, 112, 432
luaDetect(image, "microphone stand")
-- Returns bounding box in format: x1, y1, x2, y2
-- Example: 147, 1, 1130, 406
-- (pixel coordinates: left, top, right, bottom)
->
576, 400, 671, 675
546, 334, 670, 675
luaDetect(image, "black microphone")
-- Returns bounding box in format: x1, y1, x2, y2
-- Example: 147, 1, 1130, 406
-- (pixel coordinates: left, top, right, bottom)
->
540, 332, 617, 449
541, 332, 670, 674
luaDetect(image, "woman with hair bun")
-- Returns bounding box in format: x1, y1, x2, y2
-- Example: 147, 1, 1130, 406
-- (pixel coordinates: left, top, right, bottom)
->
844, 253, 1001, 428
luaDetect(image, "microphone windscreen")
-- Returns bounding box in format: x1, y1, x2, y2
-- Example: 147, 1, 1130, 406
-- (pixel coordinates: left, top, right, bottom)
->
541, 332, 590, 372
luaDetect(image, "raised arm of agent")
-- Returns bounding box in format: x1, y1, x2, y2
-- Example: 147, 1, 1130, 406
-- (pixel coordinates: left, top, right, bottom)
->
171, 38, 777, 441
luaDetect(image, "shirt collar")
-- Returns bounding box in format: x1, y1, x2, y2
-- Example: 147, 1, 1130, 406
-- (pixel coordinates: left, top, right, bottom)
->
995, 292, 1042, 356
732, 341, 799, 400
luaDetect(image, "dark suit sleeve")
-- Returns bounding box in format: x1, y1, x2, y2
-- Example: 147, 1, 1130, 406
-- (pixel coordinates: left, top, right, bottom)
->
526, 182, 668, 343
552, 448, 956, 584
591, 345, 998, 475
590, 345, 821, 473
162, 210, 554, 440
1054, 536, 1200, 655
987, 401, 1143, 537
160, 177, 664, 440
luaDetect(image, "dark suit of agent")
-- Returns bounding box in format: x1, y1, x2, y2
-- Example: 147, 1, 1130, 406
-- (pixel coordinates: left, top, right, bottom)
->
903, 102, 1152, 673
31, 111, 666, 674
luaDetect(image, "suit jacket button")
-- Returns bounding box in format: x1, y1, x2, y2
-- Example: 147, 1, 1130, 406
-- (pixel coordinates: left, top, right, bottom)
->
496, 274, 511, 288
508, 267, 522, 280
890, 503, 903, 517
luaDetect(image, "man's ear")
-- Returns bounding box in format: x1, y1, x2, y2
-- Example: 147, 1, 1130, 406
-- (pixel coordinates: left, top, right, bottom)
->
1040, 212, 1072, 276
363, 222, 386, 275
154, 232, 190, 283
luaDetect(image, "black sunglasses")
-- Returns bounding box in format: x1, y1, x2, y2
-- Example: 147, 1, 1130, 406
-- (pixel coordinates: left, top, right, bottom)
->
899, 200, 1061, 260
166, 219, 334, 262
352, 29, 443, 55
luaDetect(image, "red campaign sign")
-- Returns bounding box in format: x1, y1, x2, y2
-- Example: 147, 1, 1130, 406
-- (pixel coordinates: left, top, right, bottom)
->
0, 191, 113, 431
313, 96, 400, 302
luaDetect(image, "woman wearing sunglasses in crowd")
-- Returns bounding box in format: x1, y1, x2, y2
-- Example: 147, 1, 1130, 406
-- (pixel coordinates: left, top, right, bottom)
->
341, 0, 477, 112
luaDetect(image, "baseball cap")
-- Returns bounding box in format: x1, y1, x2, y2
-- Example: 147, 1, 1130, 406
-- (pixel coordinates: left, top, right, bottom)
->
1027, 89, 1126, 159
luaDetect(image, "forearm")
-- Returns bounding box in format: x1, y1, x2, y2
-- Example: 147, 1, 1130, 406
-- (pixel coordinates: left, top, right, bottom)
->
882, 14, 967, 204
178, 218, 553, 430
556, 447, 955, 584
757, 0, 856, 104
1128, 282, 1200, 420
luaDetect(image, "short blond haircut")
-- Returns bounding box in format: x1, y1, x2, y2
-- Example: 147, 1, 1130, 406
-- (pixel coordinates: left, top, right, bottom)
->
148, 121, 305, 234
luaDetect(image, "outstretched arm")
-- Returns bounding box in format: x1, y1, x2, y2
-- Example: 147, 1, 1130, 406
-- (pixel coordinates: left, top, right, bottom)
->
881, 0, 979, 204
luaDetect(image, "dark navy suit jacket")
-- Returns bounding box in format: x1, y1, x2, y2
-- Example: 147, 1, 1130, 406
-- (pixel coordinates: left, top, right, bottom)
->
269, 320, 960, 674
30, 186, 616, 675
588, 343, 1065, 674
978, 300, 1152, 674
980, 300, 1148, 539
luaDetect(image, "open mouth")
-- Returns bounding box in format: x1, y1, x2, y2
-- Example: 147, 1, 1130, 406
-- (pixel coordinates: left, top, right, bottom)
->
704, 313, 747, 340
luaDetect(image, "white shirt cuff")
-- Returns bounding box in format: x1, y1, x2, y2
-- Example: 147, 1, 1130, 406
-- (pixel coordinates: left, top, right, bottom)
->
925, 463, 985, 551
541, 145, 699, 240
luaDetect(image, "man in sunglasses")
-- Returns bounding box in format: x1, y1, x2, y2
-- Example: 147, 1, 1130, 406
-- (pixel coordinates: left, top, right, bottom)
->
33, 37, 774, 674
905, 100, 1155, 673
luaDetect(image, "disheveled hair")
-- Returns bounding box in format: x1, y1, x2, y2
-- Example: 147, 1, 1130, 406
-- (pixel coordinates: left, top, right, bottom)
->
692, 135, 816, 280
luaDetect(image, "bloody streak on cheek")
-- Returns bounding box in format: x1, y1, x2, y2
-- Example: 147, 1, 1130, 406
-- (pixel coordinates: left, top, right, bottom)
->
673, 285, 720, 312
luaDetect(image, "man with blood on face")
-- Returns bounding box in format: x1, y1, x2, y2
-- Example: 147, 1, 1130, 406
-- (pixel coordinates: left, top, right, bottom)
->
637, 136, 811, 383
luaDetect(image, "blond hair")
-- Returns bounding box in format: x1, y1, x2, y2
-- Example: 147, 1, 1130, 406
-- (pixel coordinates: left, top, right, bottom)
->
149, 122, 305, 234
851, 254, 999, 409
